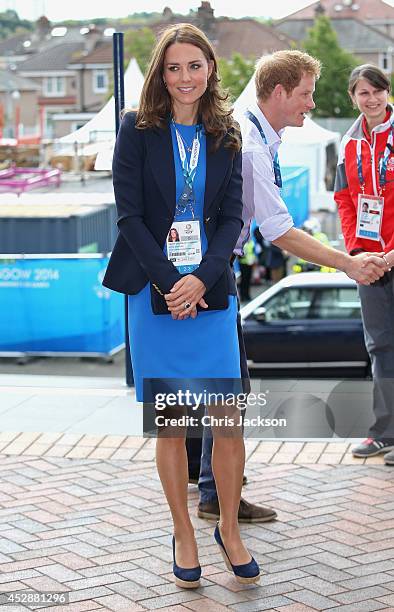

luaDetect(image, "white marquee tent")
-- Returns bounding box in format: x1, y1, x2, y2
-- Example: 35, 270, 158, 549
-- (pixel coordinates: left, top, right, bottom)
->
234, 75, 341, 208
57, 58, 144, 149
93, 66, 342, 208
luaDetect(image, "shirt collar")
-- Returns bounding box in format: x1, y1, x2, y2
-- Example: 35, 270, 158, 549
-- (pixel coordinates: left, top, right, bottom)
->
249, 100, 284, 147
361, 106, 392, 143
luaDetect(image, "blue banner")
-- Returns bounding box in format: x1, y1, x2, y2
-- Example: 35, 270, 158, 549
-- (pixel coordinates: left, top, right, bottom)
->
0, 256, 124, 354
281, 166, 309, 228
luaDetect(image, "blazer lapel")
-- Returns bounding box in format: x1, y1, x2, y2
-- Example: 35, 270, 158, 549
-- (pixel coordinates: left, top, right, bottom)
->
146, 126, 231, 217
204, 132, 231, 215
146, 123, 176, 216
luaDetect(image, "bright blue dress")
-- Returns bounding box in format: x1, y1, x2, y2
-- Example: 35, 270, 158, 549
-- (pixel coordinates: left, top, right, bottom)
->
128, 123, 241, 401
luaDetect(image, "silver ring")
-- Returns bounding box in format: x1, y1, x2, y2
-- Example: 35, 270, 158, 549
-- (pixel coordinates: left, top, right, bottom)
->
184, 301, 191, 310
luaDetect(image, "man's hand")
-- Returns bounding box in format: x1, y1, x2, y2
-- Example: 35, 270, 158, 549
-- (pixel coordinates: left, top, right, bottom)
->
165, 275, 208, 318
345, 252, 386, 285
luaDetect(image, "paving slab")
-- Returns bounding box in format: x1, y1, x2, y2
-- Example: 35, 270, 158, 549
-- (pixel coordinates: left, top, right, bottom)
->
0, 373, 392, 610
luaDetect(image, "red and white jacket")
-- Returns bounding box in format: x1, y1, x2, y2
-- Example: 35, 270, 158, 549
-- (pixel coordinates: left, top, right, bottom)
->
334, 105, 394, 255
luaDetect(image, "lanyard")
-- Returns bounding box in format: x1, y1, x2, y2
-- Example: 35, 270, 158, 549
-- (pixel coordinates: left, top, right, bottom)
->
173, 121, 202, 193
246, 110, 282, 188
356, 125, 394, 192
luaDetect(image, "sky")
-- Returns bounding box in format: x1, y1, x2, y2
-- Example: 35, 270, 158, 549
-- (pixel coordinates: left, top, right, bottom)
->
1, 0, 320, 22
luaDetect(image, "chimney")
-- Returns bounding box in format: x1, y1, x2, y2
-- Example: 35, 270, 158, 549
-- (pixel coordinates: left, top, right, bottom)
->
163, 7, 173, 21
34, 16, 51, 42
83, 25, 103, 55
314, 2, 326, 17
196, 1, 216, 40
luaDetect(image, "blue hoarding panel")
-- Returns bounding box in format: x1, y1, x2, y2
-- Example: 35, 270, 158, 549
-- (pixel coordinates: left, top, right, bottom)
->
0, 257, 124, 354
281, 166, 309, 228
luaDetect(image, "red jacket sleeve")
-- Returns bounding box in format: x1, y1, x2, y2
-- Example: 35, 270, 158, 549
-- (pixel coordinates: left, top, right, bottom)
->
334, 146, 363, 254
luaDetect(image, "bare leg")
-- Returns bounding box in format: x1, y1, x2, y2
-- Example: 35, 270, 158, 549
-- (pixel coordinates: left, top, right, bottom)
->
156, 435, 199, 568
210, 410, 252, 565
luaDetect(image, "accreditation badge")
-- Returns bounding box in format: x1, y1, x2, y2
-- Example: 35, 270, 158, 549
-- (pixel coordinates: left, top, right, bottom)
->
356, 193, 384, 241
166, 220, 202, 273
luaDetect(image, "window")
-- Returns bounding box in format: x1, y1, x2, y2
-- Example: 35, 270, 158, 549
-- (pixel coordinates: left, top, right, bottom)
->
309, 287, 361, 320
42, 108, 54, 138
93, 70, 108, 93
379, 52, 392, 74
251, 285, 361, 322
44, 76, 65, 97
257, 288, 314, 322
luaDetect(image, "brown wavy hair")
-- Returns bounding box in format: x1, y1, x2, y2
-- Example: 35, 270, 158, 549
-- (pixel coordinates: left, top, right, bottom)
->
135, 23, 240, 152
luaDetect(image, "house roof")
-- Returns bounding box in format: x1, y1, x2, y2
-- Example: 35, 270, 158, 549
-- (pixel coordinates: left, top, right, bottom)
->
275, 17, 394, 51
0, 26, 90, 61
0, 70, 41, 92
17, 42, 85, 72
0, 33, 32, 57
214, 19, 293, 58
151, 17, 293, 59
283, 0, 394, 21
69, 41, 113, 65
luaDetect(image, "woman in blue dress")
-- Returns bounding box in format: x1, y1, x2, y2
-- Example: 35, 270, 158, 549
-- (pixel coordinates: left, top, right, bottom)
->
103, 24, 260, 587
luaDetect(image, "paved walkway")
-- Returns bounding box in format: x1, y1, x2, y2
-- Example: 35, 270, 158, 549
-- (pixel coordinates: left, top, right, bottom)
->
1, 374, 394, 611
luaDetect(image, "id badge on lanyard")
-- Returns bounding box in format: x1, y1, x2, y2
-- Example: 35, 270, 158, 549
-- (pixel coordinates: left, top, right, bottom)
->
168, 124, 203, 273
166, 220, 202, 274
356, 193, 384, 241
355, 134, 390, 242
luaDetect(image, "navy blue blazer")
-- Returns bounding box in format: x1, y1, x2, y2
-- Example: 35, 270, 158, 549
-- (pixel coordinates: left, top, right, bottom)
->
102, 112, 243, 295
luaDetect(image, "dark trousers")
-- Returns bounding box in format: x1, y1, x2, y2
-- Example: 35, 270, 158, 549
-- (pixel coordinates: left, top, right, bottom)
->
185, 436, 202, 476
239, 263, 253, 301
358, 271, 394, 439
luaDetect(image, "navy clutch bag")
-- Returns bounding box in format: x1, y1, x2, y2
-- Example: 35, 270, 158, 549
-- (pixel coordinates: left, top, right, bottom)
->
150, 272, 229, 315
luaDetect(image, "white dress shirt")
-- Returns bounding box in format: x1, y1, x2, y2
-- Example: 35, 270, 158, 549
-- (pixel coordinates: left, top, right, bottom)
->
235, 101, 294, 255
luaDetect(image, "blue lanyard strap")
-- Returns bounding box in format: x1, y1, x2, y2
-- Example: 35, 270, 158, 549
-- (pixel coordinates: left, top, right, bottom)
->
172, 121, 202, 190
172, 122, 202, 218
246, 110, 282, 188
356, 124, 394, 191
356, 140, 364, 188
379, 129, 394, 188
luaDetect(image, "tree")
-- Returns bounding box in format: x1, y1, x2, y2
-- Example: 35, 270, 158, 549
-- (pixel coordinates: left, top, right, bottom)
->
303, 16, 358, 117
218, 53, 256, 102
0, 10, 32, 39
124, 27, 155, 75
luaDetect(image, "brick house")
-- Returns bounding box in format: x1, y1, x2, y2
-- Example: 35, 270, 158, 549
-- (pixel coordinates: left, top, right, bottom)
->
18, 42, 85, 138
4, 3, 293, 139
15, 24, 115, 138
283, 0, 394, 38
276, 13, 394, 75
0, 71, 40, 138
154, 2, 293, 59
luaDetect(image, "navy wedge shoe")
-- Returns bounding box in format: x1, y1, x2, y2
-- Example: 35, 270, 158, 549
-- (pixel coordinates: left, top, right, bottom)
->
214, 523, 260, 584
172, 536, 201, 589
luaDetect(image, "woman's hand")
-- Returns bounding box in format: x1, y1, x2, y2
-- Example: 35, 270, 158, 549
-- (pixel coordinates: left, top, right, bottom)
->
171, 304, 198, 321
382, 249, 394, 270
165, 275, 208, 317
